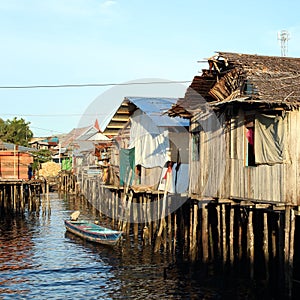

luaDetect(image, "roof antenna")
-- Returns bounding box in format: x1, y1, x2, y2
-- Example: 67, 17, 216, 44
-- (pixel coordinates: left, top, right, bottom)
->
277, 30, 290, 57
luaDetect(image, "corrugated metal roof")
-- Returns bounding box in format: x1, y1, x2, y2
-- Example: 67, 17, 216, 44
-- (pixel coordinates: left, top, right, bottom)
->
127, 97, 189, 127
1, 142, 36, 152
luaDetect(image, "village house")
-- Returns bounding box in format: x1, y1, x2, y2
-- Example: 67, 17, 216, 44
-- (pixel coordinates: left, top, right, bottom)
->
102, 96, 189, 193
61, 120, 111, 175
0, 140, 34, 180
167, 52, 300, 287
169, 51, 300, 207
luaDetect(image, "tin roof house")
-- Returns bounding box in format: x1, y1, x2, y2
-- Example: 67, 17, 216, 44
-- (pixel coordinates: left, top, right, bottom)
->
60, 120, 111, 173
168, 51, 300, 206
103, 97, 189, 193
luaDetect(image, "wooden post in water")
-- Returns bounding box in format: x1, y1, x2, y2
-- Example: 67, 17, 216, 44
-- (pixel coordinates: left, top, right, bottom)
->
168, 209, 172, 253
284, 206, 291, 297
133, 198, 139, 239
222, 204, 227, 265
189, 203, 193, 258
202, 203, 209, 263
263, 211, 269, 280
191, 201, 198, 261
238, 208, 243, 263
154, 172, 170, 253
229, 205, 234, 265
247, 209, 254, 279
216, 205, 221, 262
173, 213, 177, 255
20, 183, 24, 213
288, 208, 295, 298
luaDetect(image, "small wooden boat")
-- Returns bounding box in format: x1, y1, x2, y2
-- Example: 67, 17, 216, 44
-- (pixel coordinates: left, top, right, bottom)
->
64, 219, 123, 246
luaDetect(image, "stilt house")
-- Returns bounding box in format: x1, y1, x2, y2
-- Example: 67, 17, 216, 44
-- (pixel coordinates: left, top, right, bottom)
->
0, 141, 34, 180
103, 97, 189, 193
169, 51, 300, 206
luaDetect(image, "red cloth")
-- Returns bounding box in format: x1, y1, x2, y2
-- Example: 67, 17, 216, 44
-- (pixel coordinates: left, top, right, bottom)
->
163, 165, 172, 179
246, 128, 254, 145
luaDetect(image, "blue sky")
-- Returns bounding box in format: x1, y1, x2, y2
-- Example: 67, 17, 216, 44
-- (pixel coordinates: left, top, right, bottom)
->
0, 0, 299, 136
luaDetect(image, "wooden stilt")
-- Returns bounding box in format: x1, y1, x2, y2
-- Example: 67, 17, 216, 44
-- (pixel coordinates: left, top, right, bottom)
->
173, 213, 177, 255
222, 204, 227, 265
202, 204, 209, 263
154, 172, 170, 252
263, 211, 269, 280
284, 206, 291, 295
191, 201, 198, 261
288, 208, 295, 298
247, 209, 254, 279
133, 198, 138, 239
229, 205, 234, 265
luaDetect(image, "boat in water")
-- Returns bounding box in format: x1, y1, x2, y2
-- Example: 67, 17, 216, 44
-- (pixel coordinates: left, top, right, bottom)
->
64, 211, 122, 246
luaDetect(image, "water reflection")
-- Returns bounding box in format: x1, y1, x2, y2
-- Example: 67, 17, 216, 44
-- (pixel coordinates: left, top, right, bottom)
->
0, 193, 290, 299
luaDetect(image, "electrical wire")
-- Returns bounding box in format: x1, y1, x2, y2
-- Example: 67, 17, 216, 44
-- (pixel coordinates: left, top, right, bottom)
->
0, 80, 191, 89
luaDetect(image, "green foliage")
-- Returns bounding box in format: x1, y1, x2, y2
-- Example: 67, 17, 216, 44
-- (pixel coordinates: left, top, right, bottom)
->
32, 149, 52, 171
0, 117, 33, 146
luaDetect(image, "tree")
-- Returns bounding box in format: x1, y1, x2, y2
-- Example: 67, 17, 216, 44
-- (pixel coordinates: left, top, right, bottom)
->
0, 117, 33, 146
32, 149, 52, 171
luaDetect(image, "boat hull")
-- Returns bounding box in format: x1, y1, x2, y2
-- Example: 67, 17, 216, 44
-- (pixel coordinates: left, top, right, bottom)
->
64, 220, 122, 246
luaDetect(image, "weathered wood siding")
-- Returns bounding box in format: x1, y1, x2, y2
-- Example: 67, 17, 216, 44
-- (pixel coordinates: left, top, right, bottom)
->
0, 151, 33, 180
190, 109, 300, 206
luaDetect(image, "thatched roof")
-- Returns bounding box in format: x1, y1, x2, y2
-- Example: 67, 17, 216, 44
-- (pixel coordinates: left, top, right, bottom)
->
169, 52, 300, 118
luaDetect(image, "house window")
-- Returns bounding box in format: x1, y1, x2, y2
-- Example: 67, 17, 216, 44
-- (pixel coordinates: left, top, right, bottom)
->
245, 115, 255, 166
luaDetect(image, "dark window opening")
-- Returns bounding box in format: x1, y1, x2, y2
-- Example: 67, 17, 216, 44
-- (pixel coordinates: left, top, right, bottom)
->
245, 115, 255, 166
135, 164, 141, 184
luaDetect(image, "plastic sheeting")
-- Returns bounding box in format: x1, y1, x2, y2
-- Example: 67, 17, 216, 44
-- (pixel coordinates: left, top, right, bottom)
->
129, 110, 169, 168
255, 114, 287, 165
158, 163, 189, 193
120, 147, 135, 186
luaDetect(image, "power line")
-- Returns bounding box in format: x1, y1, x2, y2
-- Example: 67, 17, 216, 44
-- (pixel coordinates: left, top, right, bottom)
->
0, 80, 191, 89
30, 126, 66, 134
0, 113, 109, 117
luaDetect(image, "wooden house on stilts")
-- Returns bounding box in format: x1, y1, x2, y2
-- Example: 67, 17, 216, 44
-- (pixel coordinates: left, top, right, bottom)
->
103, 96, 189, 193
168, 51, 300, 295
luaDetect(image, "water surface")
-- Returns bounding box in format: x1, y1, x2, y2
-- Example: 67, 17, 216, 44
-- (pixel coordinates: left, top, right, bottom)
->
0, 193, 279, 299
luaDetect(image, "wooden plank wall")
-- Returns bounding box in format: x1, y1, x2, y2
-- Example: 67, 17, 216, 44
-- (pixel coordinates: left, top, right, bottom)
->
0, 152, 33, 180
190, 109, 300, 206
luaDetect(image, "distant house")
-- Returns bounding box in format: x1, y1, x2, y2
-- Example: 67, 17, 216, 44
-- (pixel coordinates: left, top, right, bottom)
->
60, 120, 111, 173
168, 51, 300, 206
0, 140, 34, 180
103, 97, 189, 193
29, 136, 59, 151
